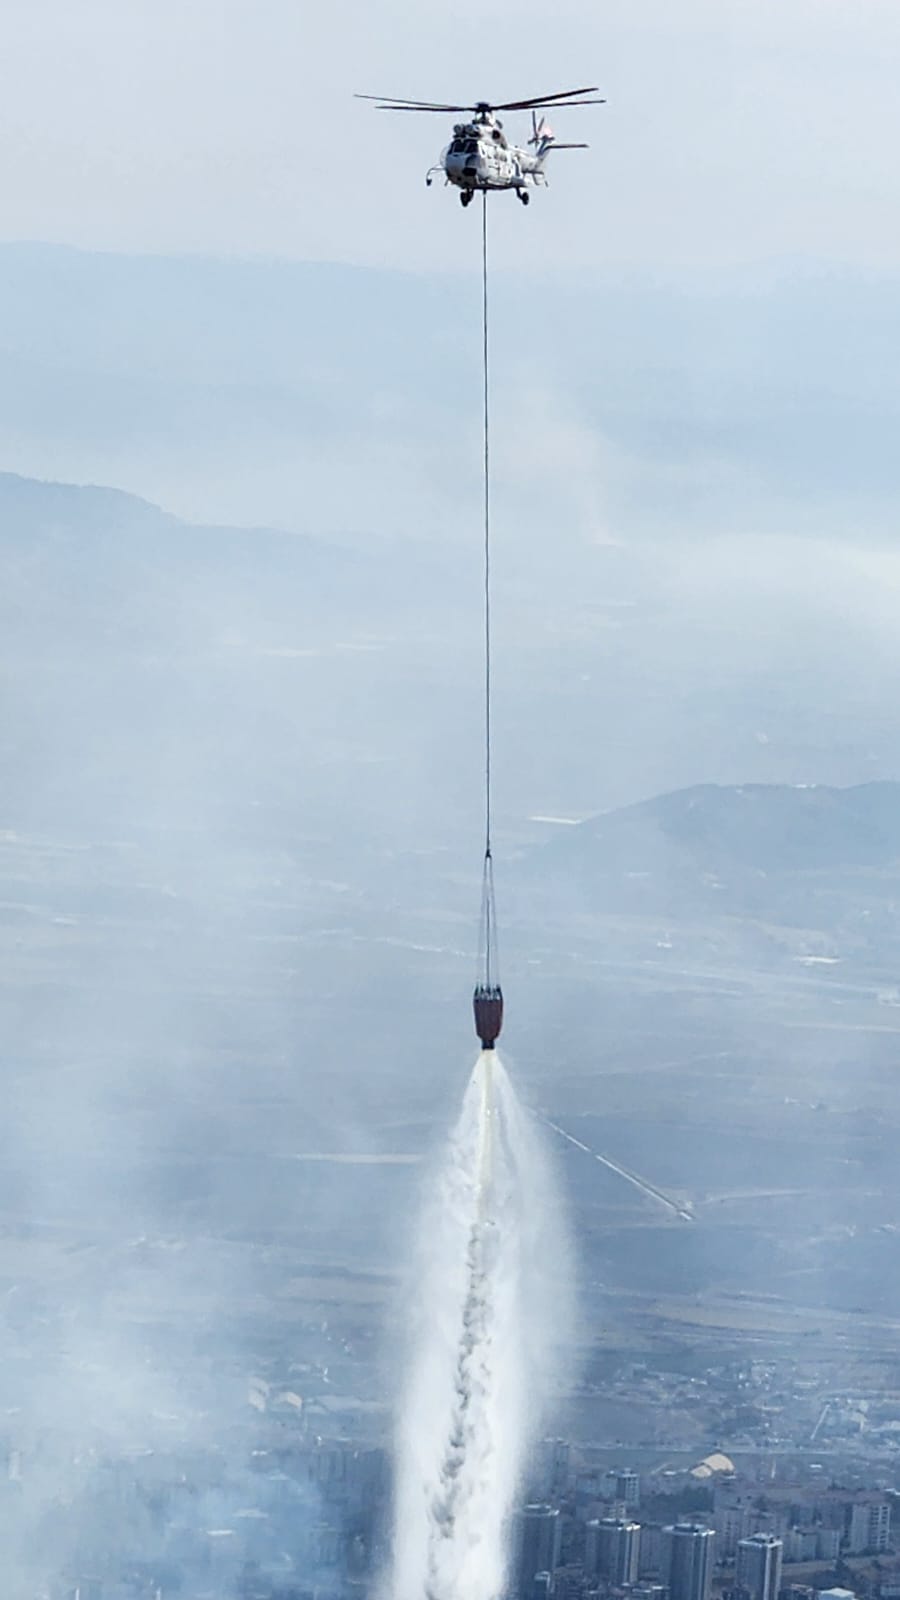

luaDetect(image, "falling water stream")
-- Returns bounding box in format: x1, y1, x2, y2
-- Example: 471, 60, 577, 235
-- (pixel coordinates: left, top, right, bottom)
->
390, 1053, 569, 1600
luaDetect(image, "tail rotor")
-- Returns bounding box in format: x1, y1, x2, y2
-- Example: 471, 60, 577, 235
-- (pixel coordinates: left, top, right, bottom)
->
529, 113, 554, 147
531, 112, 588, 157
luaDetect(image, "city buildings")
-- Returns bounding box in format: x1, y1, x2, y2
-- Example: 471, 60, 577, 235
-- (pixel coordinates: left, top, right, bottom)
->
639, 1523, 667, 1579
586, 1516, 641, 1585
735, 1533, 783, 1600
515, 1503, 562, 1595
616, 1470, 641, 1509
848, 1498, 892, 1554
784, 1526, 839, 1563
22, 1418, 900, 1599
536, 1440, 572, 1500
663, 1523, 716, 1600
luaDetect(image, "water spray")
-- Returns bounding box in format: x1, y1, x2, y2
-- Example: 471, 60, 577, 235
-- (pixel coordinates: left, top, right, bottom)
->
391, 1054, 567, 1600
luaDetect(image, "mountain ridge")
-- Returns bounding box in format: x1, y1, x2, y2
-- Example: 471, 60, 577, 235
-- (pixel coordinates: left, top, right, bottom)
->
552, 779, 900, 875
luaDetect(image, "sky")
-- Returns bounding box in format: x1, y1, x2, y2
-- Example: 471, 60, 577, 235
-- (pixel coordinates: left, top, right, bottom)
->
3, 0, 900, 273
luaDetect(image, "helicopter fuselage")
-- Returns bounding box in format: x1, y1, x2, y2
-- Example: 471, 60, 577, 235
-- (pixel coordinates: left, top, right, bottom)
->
429, 114, 548, 201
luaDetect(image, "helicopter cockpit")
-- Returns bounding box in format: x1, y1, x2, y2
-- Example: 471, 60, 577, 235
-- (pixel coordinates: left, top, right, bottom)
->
449, 123, 478, 155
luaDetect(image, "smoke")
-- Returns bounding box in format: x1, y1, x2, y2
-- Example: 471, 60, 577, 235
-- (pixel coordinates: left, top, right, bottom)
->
390, 1052, 572, 1600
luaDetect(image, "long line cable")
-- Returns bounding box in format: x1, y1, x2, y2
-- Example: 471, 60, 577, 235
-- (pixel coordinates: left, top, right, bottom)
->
482, 189, 491, 868
479, 189, 498, 991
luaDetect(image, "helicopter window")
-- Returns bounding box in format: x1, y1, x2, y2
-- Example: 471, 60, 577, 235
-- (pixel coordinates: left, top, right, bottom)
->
464, 139, 477, 153
450, 139, 465, 153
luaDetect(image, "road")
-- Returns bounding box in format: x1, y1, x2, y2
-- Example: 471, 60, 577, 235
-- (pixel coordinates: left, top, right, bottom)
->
540, 1115, 695, 1222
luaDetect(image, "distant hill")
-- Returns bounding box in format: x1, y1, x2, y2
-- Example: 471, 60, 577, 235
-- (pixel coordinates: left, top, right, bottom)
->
6, 471, 900, 973
0, 469, 473, 658
522, 781, 900, 931
0, 470, 365, 650
0, 470, 476, 853
539, 781, 900, 875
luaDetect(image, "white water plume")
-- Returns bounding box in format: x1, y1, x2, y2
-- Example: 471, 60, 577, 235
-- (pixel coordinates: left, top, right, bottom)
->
391, 1052, 571, 1600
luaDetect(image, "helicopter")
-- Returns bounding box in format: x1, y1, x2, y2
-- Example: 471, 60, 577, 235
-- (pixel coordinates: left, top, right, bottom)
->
356, 86, 604, 205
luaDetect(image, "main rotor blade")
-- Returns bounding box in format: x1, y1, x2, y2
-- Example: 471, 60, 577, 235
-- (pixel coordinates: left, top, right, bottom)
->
493, 85, 600, 109
356, 87, 605, 113
355, 94, 470, 110
374, 97, 605, 114
523, 98, 606, 109
374, 104, 472, 112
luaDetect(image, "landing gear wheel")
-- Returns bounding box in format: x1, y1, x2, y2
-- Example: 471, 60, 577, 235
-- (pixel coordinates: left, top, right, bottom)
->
518, 189, 530, 205
461, 190, 473, 208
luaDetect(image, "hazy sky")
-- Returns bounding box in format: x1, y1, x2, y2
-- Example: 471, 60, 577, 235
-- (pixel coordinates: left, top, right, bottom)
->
3, 0, 899, 272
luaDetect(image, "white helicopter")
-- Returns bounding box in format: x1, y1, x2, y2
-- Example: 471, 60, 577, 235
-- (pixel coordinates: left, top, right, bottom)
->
356, 86, 604, 205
